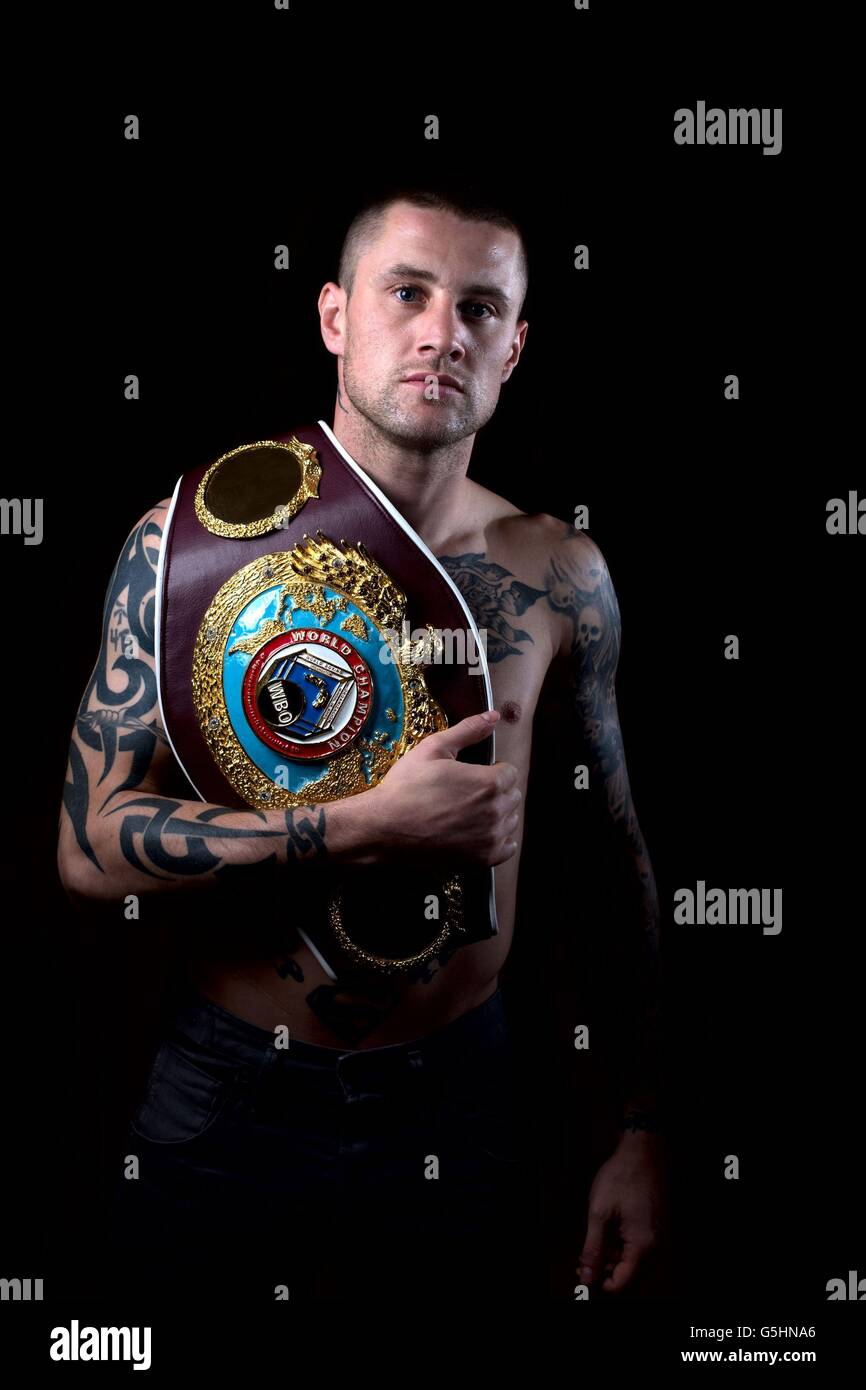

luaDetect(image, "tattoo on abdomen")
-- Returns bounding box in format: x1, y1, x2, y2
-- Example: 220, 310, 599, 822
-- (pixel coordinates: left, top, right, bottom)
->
267, 923, 307, 983
275, 954, 304, 983
305, 979, 402, 1046
402, 942, 459, 985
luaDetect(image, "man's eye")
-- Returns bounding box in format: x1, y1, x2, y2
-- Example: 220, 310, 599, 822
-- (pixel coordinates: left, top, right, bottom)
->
393, 286, 495, 318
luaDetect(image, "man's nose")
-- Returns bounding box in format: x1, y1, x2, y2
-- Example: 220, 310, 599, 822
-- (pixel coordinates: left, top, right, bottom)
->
412, 299, 466, 359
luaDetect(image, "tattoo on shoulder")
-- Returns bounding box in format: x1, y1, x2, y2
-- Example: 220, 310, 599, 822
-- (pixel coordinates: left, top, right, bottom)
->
543, 527, 622, 691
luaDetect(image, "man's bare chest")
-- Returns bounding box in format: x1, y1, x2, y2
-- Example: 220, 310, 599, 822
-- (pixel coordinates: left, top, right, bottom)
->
434, 542, 559, 753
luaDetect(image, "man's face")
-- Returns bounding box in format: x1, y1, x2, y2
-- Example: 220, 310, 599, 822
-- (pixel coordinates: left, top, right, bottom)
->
334, 202, 527, 450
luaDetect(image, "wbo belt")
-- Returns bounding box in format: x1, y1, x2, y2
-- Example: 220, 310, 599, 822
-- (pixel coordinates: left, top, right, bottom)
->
155, 420, 499, 980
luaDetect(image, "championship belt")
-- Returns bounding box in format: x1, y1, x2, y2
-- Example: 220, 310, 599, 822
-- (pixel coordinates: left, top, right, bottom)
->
155, 420, 499, 980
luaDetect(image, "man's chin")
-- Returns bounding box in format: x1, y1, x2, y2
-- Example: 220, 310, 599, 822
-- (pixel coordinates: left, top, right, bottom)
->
382, 403, 476, 450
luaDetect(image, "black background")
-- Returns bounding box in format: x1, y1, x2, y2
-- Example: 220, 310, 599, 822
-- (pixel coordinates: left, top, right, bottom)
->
1, 4, 861, 1356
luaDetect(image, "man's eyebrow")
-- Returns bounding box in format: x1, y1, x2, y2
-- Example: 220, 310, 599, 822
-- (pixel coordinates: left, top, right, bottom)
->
377, 263, 513, 310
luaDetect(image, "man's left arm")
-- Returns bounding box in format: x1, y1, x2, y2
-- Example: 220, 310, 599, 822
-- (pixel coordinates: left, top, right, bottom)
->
545, 524, 666, 1293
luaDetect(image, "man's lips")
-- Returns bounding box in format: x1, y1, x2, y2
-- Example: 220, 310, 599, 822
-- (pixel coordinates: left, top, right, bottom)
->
401, 373, 464, 394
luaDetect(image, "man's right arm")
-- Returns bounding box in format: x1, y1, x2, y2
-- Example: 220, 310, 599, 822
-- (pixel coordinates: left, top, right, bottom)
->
57, 502, 377, 909
59, 502, 520, 911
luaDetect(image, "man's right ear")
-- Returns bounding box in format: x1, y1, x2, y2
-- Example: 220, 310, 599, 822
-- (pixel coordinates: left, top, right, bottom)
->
318, 281, 346, 356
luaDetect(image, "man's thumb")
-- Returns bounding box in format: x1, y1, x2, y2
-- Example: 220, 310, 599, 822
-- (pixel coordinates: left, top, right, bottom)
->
578, 1213, 606, 1287
420, 709, 500, 759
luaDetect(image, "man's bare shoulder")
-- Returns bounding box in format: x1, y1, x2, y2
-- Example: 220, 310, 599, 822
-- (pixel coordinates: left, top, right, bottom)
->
135, 498, 173, 533
472, 485, 606, 572
462, 476, 523, 529
532, 513, 608, 573
109, 497, 172, 548
490, 507, 614, 663
113, 499, 173, 560
467, 479, 557, 540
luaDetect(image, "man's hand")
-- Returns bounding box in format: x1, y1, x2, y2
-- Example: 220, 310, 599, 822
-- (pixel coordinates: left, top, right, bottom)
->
364, 709, 521, 869
577, 1131, 668, 1294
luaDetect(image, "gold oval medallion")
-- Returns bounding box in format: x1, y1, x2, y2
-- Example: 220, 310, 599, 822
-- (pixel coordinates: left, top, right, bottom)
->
195, 438, 321, 538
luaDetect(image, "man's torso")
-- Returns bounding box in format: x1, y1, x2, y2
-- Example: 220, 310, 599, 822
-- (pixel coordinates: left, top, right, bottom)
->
181, 483, 569, 1048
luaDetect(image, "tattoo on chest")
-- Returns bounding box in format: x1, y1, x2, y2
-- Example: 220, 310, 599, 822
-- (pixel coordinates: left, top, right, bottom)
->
437, 552, 547, 663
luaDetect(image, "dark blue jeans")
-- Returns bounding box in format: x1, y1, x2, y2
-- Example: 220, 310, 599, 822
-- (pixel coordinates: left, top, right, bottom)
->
109, 984, 542, 1301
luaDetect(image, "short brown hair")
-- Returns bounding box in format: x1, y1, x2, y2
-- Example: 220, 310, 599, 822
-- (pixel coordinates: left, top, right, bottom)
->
338, 185, 529, 322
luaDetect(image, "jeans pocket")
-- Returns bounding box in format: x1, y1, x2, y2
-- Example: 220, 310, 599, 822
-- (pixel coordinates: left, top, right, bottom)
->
463, 1104, 522, 1165
130, 1037, 246, 1146
444, 1046, 523, 1168
449, 1073, 523, 1167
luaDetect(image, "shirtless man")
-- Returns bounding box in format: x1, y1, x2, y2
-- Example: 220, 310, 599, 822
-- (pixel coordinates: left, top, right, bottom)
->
58, 189, 665, 1300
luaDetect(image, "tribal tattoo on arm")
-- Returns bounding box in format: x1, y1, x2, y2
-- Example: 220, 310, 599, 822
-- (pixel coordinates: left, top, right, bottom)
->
545, 525, 664, 1132
62, 508, 167, 871
59, 507, 333, 896
104, 797, 328, 879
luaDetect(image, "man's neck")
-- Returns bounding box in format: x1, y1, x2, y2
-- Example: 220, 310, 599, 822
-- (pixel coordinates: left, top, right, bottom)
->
329, 407, 474, 553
